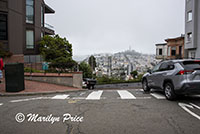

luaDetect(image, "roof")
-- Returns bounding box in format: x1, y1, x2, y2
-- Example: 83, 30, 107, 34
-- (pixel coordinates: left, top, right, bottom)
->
161, 59, 200, 63
165, 35, 185, 42
155, 43, 167, 46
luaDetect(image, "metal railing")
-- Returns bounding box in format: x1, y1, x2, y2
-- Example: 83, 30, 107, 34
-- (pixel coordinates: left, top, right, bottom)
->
44, 23, 54, 30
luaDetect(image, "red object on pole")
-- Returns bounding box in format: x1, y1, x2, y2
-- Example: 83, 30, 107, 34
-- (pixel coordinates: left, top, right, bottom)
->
0, 58, 3, 70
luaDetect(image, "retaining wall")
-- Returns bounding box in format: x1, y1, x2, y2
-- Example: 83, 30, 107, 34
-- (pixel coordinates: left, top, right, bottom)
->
24, 72, 83, 89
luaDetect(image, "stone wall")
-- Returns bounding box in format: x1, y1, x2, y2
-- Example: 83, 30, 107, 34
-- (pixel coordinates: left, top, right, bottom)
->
24, 72, 83, 89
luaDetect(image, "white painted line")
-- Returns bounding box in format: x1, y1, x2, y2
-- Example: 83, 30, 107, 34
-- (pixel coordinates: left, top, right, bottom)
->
71, 97, 86, 100
179, 103, 200, 120
190, 103, 200, 110
150, 93, 166, 99
136, 97, 152, 99
86, 91, 103, 100
80, 92, 86, 96
51, 94, 69, 100
10, 97, 50, 103
0, 103, 3, 106
135, 89, 143, 91
117, 90, 136, 99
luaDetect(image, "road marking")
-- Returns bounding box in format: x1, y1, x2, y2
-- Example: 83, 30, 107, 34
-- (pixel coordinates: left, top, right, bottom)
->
190, 103, 200, 110
80, 92, 86, 96
136, 97, 152, 99
117, 90, 136, 99
10, 97, 51, 103
51, 94, 69, 99
135, 89, 143, 91
71, 97, 86, 100
179, 103, 200, 120
150, 93, 166, 99
68, 99, 79, 104
0, 103, 3, 106
86, 90, 103, 100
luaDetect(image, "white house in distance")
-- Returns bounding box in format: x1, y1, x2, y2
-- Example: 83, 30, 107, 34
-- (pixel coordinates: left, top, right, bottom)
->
155, 43, 167, 60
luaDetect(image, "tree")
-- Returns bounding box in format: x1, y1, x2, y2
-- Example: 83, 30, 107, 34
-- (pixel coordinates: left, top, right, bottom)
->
79, 62, 92, 78
131, 70, 138, 78
88, 55, 96, 71
39, 35, 76, 71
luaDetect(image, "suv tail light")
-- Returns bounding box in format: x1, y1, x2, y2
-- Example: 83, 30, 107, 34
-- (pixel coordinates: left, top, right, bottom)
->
176, 70, 194, 75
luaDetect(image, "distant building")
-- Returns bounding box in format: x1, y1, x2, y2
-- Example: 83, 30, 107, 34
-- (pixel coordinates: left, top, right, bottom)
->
0, 0, 55, 63
185, 0, 200, 58
165, 35, 185, 59
155, 43, 167, 60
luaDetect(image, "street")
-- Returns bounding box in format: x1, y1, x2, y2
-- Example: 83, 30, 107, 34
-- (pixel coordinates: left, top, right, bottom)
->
0, 89, 200, 134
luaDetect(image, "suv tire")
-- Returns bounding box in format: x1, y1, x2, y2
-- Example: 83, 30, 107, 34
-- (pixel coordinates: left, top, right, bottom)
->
164, 82, 176, 100
142, 79, 150, 93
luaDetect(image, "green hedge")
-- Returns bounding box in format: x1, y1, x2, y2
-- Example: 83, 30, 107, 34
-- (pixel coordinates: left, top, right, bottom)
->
24, 67, 42, 73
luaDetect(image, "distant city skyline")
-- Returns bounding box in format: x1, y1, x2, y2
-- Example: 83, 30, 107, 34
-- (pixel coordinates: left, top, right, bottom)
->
45, 0, 185, 56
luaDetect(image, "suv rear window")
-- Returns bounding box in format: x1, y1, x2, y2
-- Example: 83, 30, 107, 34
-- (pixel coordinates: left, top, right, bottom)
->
182, 61, 200, 70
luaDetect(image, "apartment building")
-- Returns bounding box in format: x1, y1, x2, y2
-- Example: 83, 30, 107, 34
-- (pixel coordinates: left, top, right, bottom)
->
185, 0, 200, 58
0, 0, 55, 63
165, 35, 185, 59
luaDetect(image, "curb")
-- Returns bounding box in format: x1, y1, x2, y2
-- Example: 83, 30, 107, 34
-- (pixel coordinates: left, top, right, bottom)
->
0, 89, 86, 97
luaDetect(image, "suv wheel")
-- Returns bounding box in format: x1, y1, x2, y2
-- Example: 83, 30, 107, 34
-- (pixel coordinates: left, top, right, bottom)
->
142, 79, 150, 93
164, 83, 176, 100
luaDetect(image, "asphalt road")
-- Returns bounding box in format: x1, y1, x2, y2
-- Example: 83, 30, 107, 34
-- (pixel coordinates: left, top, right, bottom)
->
0, 89, 200, 134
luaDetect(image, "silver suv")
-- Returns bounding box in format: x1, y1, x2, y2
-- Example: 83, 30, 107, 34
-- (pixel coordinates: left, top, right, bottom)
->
142, 59, 200, 100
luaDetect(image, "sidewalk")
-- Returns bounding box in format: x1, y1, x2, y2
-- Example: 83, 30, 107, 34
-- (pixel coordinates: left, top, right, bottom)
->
0, 79, 84, 96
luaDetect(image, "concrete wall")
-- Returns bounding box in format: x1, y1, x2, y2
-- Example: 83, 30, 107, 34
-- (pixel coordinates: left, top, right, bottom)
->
195, 0, 200, 58
24, 72, 83, 89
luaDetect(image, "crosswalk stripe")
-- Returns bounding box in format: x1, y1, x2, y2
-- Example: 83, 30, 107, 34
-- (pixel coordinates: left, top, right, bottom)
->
150, 93, 166, 99
86, 91, 103, 100
51, 94, 69, 99
117, 90, 136, 99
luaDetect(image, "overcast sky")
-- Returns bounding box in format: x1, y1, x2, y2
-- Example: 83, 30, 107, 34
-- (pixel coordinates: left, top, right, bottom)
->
45, 0, 185, 56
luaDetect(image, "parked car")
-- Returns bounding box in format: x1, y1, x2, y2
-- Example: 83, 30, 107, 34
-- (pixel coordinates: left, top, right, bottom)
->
83, 78, 97, 89
142, 59, 200, 100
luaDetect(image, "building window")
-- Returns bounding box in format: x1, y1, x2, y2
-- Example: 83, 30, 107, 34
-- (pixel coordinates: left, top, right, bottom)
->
0, 14, 7, 40
41, 6, 44, 27
41, 32, 44, 38
26, 30, 34, 49
171, 47, 176, 56
26, 0, 34, 24
187, 11, 192, 22
187, 32, 192, 42
159, 49, 162, 55
189, 51, 196, 59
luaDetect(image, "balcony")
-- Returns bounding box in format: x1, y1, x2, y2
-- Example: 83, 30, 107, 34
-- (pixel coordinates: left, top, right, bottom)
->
155, 55, 167, 60
45, 3, 55, 14
44, 23, 55, 35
